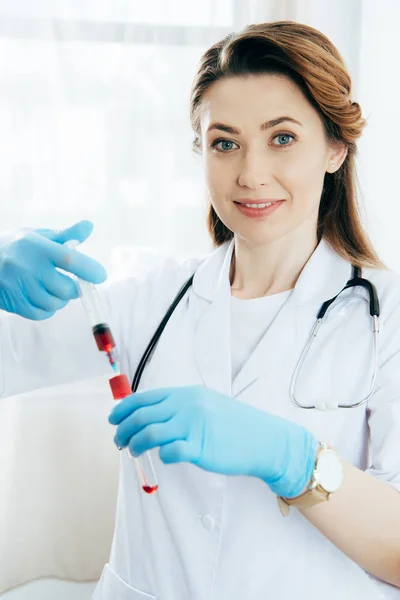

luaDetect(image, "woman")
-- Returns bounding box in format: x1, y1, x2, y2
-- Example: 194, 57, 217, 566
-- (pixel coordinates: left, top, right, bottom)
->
0, 21, 399, 599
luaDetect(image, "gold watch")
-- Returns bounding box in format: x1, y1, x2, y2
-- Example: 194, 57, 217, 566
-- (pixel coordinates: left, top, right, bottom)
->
277, 442, 344, 517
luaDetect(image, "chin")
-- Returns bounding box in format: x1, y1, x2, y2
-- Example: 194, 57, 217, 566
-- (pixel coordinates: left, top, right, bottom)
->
234, 230, 284, 248
232, 222, 289, 246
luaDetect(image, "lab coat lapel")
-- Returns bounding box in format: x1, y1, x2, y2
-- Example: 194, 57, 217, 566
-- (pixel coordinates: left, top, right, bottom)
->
192, 241, 234, 397
192, 238, 352, 399
232, 239, 353, 397
231, 289, 298, 398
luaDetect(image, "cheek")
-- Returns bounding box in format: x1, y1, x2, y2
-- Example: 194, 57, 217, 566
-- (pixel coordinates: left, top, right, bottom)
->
204, 156, 232, 195
282, 154, 326, 198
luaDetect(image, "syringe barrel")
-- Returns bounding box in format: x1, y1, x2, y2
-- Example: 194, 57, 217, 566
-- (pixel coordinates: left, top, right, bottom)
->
76, 279, 107, 328
63, 240, 108, 328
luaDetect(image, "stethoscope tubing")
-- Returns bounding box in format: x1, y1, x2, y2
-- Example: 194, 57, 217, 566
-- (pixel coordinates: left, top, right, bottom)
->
131, 265, 380, 411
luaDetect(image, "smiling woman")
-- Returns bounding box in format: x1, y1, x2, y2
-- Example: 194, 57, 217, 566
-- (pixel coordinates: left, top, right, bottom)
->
2, 17, 400, 600
189, 22, 383, 299
200, 73, 341, 286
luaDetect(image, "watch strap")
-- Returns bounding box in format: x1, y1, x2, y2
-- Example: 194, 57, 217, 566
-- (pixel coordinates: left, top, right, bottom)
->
277, 442, 332, 517
277, 486, 329, 516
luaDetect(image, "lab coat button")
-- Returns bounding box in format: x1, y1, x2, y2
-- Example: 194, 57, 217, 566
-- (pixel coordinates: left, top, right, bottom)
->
201, 515, 215, 532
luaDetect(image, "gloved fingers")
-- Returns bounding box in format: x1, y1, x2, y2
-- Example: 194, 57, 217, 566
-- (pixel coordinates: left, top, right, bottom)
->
109, 387, 176, 425
40, 236, 107, 284
128, 415, 188, 458
159, 440, 195, 464
114, 400, 178, 449
36, 220, 94, 244
0, 287, 55, 321
18, 306, 55, 320
2, 228, 106, 286
23, 274, 69, 313
41, 266, 80, 301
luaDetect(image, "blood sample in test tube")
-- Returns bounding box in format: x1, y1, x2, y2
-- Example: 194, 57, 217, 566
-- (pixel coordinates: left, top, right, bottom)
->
109, 374, 159, 495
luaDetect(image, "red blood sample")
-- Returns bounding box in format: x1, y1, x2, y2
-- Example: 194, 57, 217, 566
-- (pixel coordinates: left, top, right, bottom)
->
142, 485, 159, 494
105, 351, 117, 368
108, 375, 159, 496
92, 323, 115, 353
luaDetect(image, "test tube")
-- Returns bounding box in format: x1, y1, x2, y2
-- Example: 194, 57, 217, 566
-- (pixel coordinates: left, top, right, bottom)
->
65, 240, 159, 495
109, 374, 159, 495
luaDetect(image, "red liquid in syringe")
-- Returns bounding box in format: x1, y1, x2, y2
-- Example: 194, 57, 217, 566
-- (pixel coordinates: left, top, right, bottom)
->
92, 323, 117, 369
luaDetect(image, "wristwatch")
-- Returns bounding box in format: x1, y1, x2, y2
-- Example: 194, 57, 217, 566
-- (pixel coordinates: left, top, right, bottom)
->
277, 442, 344, 517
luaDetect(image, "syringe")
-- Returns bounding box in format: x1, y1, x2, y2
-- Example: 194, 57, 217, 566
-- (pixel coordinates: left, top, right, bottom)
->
76, 277, 119, 373
65, 240, 159, 495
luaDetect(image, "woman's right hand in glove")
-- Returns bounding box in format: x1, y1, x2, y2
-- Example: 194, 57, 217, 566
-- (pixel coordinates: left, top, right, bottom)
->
0, 220, 107, 320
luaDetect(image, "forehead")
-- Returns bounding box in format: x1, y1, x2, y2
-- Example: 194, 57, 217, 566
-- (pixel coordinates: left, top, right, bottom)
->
200, 74, 320, 132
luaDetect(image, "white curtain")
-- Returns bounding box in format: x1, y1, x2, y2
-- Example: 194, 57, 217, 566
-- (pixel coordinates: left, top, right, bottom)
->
0, 1, 398, 599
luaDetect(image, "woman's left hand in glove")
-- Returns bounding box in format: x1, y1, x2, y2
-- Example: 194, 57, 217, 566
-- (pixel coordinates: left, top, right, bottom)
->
108, 384, 318, 498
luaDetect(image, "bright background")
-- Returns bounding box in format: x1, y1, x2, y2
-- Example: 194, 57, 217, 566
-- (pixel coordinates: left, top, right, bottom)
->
0, 1, 398, 598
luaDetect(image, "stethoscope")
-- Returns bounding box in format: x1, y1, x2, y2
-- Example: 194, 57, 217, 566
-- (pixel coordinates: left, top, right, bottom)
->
131, 265, 380, 410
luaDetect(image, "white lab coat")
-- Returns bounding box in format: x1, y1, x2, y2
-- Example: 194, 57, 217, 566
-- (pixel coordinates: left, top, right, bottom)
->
1, 238, 399, 599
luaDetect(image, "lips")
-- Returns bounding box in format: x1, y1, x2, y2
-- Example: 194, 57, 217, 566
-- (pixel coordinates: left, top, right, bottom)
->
234, 200, 284, 220
234, 199, 283, 205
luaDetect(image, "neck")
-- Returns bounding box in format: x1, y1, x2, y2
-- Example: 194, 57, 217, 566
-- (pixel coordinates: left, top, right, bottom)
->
230, 229, 319, 300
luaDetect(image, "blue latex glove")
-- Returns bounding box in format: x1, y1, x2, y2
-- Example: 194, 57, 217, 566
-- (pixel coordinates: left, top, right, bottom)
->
109, 385, 319, 498
0, 220, 107, 320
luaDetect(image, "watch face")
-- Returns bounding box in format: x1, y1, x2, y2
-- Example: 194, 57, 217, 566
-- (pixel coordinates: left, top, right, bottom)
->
315, 451, 344, 493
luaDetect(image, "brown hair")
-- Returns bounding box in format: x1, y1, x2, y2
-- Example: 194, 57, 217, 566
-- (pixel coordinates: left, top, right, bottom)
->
189, 21, 383, 269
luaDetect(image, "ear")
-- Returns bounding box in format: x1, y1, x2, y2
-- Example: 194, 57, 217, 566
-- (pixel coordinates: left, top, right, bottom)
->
326, 142, 348, 174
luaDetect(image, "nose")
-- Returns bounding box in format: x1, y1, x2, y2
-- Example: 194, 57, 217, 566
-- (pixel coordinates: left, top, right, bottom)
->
237, 149, 271, 189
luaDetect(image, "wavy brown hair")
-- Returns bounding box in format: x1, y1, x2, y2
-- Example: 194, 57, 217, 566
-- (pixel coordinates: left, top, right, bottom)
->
189, 21, 383, 268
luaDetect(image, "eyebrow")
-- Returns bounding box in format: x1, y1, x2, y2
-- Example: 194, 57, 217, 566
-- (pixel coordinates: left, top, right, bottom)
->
206, 116, 303, 135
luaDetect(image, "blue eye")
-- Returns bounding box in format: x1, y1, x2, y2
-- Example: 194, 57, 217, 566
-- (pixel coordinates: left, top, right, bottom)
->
211, 139, 238, 152
273, 134, 295, 146
211, 133, 296, 152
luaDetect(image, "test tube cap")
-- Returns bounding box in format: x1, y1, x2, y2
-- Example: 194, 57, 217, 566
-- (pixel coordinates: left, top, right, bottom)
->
109, 374, 132, 400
